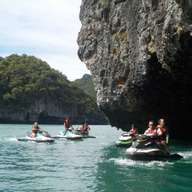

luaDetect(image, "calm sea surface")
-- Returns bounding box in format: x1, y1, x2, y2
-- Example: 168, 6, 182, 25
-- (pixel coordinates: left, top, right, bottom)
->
0, 124, 192, 192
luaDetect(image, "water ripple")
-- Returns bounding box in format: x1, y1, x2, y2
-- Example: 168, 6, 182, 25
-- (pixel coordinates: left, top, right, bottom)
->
0, 125, 192, 192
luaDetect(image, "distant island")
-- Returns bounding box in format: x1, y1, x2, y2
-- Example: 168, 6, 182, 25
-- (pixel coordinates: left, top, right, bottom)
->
0, 54, 108, 124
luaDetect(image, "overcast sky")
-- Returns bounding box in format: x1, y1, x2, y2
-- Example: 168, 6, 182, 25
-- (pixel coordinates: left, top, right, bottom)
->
0, 0, 89, 80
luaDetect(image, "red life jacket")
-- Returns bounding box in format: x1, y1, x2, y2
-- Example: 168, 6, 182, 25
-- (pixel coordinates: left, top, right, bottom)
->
64, 119, 70, 129
157, 127, 167, 141
79, 125, 84, 133
144, 128, 157, 136
129, 128, 137, 136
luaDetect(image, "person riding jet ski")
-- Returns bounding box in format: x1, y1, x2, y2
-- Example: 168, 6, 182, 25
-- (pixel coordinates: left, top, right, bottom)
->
126, 119, 182, 160
156, 118, 168, 143
63, 117, 73, 135
54, 117, 83, 139
79, 121, 90, 135
31, 122, 51, 138
143, 119, 169, 154
144, 121, 157, 136
129, 124, 137, 137
32, 122, 42, 137
64, 117, 71, 130
132, 120, 159, 150
17, 122, 54, 142
156, 118, 169, 154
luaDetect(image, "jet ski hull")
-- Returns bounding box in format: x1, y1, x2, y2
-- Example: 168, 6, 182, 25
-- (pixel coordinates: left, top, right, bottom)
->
54, 131, 83, 140
126, 147, 183, 161
17, 137, 55, 143
115, 140, 132, 147
81, 135, 96, 138
74, 130, 96, 139
116, 133, 134, 147
17, 131, 55, 143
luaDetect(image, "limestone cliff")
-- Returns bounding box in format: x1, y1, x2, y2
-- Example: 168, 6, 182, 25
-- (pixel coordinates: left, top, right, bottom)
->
0, 54, 107, 124
78, 0, 192, 139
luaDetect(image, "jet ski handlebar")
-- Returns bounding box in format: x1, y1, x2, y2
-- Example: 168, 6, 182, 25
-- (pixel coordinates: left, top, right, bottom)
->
136, 134, 160, 141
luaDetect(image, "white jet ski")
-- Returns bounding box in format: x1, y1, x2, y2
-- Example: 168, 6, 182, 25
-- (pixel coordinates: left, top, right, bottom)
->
74, 128, 96, 138
126, 135, 183, 161
17, 131, 54, 143
116, 132, 135, 147
54, 130, 83, 140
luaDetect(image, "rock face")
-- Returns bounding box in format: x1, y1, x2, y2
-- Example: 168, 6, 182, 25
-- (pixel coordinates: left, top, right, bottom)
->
78, 0, 192, 139
0, 54, 107, 125
0, 99, 75, 123
0, 97, 106, 124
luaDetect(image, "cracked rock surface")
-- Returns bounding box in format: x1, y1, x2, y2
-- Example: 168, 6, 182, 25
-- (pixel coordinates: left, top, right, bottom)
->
78, 0, 192, 139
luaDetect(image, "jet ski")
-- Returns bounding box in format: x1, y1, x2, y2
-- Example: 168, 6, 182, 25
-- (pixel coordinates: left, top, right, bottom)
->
126, 135, 183, 161
17, 131, 55, 143
116, 132, 135, 147
74, 128, 96, 138
54, 130, 83, 140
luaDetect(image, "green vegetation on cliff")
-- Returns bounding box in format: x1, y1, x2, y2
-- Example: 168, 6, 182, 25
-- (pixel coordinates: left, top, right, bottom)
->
0, 54, 78, 108
0, 54, 107, 124
72, 74, 96, 98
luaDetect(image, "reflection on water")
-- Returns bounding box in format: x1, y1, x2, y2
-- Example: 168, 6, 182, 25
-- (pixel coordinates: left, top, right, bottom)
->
0, 124, 192, 192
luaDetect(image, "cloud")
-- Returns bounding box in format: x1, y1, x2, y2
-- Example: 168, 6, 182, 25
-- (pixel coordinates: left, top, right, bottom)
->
0, 0, 89, 80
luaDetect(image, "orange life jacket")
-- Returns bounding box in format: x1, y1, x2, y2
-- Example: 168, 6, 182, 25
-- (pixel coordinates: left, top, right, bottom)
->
32, 126, 39, 133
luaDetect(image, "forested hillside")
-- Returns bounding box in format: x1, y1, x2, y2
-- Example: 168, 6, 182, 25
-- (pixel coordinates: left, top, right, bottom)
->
0, 54, 107, 124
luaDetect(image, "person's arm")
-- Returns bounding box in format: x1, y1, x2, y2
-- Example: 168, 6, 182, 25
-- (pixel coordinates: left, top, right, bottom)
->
38, 126, 44, 132
144, 129, 148, 135
157, 128, 163, 136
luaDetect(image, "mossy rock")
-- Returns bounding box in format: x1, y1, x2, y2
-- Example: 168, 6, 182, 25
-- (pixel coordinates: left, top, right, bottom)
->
100, 0, 109, 7
175, 23, 184, 38
147, 35, 156, 54
112, 31, 128, 42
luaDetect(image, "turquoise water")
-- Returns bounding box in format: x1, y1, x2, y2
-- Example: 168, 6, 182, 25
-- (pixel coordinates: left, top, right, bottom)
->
0, 124, 192, 192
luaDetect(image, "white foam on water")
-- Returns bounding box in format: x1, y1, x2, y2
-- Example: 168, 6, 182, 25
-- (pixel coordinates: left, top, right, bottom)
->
179, 151, 192, 159
9, 137, 18, 141
110, 158, 136, 166
109, 158, 173, 169
1, 137, 18, 142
